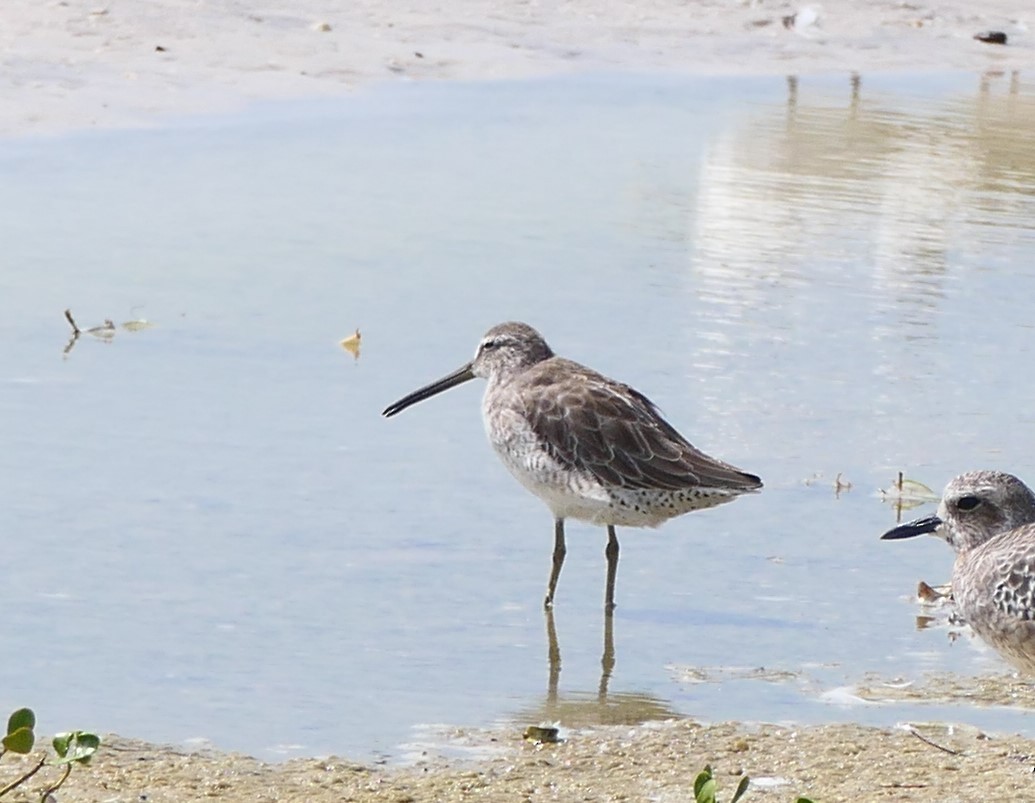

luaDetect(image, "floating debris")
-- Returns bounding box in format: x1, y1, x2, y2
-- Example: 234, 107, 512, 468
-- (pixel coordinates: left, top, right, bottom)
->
64, 309, 115, 356
879, 471, 939, 514
121, 305, 154, 332
339, 328, 361, 359
801, 471, 853, 496
63, 307, 153, 357
917, 580, 951, 604
974, 31, 1007, 45
87, 319, 117, 339
67, 309, 112, 337
65, 309, 117, 339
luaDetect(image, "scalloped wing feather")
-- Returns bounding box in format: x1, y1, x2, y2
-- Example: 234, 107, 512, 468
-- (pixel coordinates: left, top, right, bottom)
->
514, 358, 762, 493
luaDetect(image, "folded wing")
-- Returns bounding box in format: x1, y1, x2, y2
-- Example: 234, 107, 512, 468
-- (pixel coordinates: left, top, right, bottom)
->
518, 359, 762, 493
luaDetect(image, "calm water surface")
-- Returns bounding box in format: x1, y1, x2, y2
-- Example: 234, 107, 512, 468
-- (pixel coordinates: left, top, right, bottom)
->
2, 71, 1035, 761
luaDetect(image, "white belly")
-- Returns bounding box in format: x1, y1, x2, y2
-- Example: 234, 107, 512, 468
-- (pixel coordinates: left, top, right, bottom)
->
482, 404, 606, 517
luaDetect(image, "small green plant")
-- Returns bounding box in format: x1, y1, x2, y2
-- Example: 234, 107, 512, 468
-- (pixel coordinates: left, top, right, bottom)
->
0, 708, 99, 801
0, 709, 35, 758
693, 764, 816, 803
694, 764, 750, 803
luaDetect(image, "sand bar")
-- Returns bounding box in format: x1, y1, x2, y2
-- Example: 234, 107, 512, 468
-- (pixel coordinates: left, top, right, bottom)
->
2, 0, 1035, 135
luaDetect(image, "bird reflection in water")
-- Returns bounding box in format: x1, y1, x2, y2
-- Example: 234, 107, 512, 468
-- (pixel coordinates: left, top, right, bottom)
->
516, 611, 679, 731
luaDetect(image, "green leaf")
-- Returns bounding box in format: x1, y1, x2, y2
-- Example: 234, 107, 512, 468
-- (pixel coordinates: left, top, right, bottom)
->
730, 774, 750, 803
695, 778, 717, 803
52, 732, 70, 758
2, 726, 34, 754
693, 765, 713, 798
53, 732, 99, 765
7, 708, 35, 736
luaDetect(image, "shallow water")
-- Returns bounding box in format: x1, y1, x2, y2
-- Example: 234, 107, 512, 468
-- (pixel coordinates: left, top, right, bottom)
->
2, 70, 1035, 761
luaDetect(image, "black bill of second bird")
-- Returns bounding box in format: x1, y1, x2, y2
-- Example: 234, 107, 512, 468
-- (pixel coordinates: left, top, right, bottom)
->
382, 321, 762, 613
881, 470, 1035, 676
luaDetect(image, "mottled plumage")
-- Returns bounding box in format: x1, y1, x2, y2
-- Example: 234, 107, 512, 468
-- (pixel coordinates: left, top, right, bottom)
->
882, 470, 1035, 674
383, 321, 762, 612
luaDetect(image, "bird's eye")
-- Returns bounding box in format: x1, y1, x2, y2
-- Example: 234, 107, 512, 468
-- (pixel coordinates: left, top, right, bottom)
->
481, 339, 498, 351
956, 495, 981, 511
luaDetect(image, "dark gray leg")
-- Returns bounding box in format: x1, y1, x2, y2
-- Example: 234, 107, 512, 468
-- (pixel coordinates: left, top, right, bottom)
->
599, 611, 615, 700
545, 608, 560, 704
604, 525, 619, 614
544, 519, 566, 609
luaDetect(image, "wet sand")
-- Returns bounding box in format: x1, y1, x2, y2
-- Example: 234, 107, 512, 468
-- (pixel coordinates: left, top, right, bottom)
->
6, 713, 1035, 802
2, 671, 1035, 801
3, 0, 1034, 135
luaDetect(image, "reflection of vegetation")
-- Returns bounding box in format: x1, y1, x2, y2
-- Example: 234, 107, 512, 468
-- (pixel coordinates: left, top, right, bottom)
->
774, 73, 1035, 193
0, 708, 99, 801
693, 72, 1035, 286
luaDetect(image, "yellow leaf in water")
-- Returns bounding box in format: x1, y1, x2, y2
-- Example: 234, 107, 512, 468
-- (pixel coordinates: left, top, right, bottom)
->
340, 328, 361, 358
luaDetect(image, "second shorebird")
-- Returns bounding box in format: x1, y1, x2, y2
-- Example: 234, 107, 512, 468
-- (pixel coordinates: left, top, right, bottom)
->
882, 470, 1035, 675
382, 321, 762, 613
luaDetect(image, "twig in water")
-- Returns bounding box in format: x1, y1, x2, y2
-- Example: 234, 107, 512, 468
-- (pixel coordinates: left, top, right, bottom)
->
64, 309, 81, 335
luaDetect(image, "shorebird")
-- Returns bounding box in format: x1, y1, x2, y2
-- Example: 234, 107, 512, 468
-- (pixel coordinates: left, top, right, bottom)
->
882, 470, 1035, 674
382, 321, 762, 613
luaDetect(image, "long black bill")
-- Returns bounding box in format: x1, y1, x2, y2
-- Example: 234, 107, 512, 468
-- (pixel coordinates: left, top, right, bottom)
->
880, 514, 943, 541
382, 362, 476, 418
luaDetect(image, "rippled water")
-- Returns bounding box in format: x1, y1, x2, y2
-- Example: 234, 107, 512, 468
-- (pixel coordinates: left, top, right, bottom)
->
2, 70, 1035, 761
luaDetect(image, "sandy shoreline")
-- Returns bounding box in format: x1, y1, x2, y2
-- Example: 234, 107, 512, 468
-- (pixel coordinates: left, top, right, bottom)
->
3, 671, 1035, 801
3, 0, 1035, 136
6, 716, 1035, 802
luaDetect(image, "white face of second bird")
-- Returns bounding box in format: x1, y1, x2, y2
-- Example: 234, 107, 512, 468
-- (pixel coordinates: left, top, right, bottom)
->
937, 475, 1035, 553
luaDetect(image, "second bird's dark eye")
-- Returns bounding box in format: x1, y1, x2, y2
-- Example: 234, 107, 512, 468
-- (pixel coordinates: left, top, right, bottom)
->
956, 495, 981, 511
